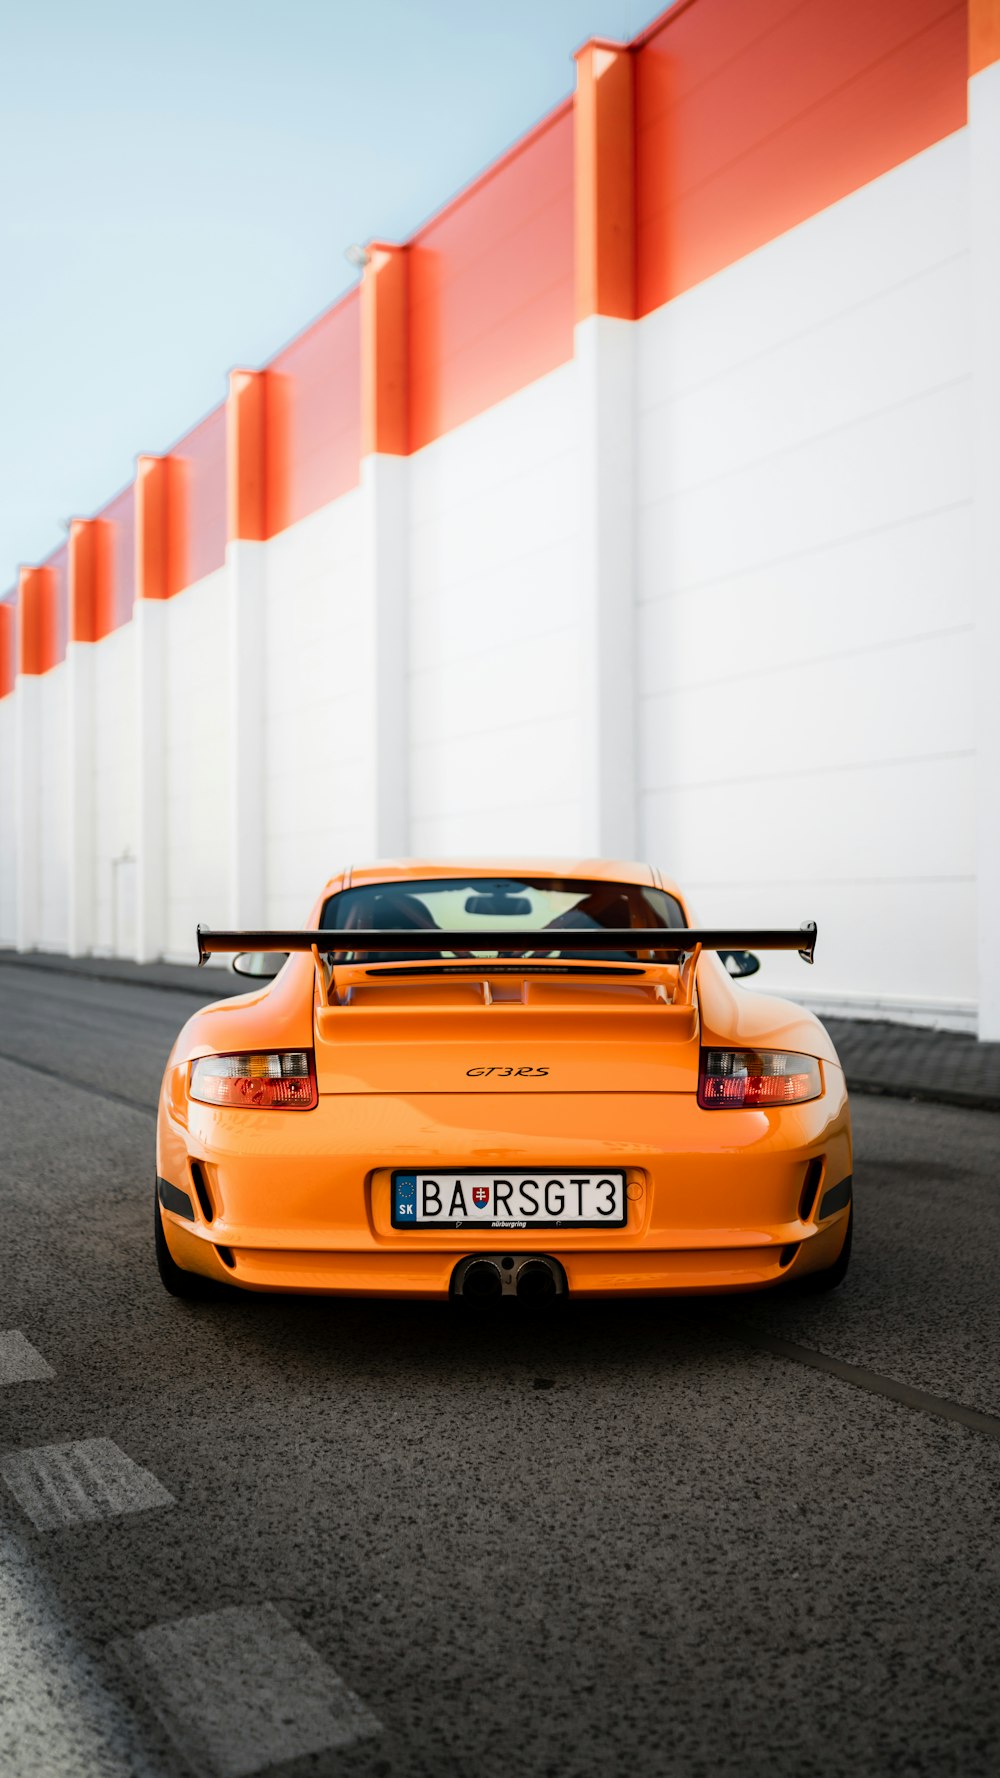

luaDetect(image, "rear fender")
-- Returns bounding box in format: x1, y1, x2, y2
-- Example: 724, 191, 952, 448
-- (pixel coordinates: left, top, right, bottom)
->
164, 951, 316, 1071
696, 953, 842, 1066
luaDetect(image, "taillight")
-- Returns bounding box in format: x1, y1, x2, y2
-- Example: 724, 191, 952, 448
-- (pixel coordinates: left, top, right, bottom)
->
698, 1049, 821, 1108
189, 1052, 318, 1109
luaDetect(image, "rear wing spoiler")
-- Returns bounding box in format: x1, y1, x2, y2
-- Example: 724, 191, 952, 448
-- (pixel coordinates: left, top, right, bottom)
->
197, 923, 817, 966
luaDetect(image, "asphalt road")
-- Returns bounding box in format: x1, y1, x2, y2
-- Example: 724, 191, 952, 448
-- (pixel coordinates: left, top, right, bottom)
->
1, 960, 999, 1778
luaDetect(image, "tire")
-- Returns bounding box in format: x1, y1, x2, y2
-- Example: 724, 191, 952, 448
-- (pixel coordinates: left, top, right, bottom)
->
154, 1185, 226, 1300
796, 1203, 852, 1293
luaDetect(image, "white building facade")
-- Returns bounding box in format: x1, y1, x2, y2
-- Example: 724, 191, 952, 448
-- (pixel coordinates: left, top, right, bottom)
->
2, 0, 998, 1038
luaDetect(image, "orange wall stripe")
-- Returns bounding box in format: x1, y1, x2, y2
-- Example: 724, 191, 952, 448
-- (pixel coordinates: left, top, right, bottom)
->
227, 370, 268, 542
136, 456, 168, 602
634, 0, 968, 316
17, 566, 58, 675
171, 406, 226, 586
574, 40, 636, 322
362, 245, 409, 457
0, 602, 14, 698
970, 0, 1000, 71
407, 103, 574, 454
266, 291, 361, 535
69, 519, 113, 643
2, 0, 976, 588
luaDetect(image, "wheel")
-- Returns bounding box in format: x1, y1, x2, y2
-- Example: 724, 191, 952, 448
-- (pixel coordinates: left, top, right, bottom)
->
154, 1185, 225, 1300
796, 1203, 852, 1293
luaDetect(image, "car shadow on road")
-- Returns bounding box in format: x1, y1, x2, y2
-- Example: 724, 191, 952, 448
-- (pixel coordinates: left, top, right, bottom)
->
173, 1287, 813, 1399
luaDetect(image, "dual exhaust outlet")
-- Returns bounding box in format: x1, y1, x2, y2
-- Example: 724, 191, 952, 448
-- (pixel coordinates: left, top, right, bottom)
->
451, 1253, 566, 1301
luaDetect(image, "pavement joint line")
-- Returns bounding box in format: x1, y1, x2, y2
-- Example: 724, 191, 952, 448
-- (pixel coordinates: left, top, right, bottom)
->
0, 1440, 175, 1531
719, 1317, 1000, 1439
0, 1334, 55, 1387
0, 1048, 155, 1119
110, 1603, 383, 1777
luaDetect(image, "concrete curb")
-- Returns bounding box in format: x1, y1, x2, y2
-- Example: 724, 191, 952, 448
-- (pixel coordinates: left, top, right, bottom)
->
0, 949, 245, 998
818, 1016, 1000, 1115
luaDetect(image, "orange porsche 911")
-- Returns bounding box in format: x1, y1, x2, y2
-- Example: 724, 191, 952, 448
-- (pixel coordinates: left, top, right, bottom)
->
154, 859, 853, 1302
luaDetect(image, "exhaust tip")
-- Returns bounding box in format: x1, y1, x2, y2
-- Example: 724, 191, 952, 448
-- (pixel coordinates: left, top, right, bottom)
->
451, 1253, 567, 1300
460, 1259, 503, 1301
516, 1259, 558, 1301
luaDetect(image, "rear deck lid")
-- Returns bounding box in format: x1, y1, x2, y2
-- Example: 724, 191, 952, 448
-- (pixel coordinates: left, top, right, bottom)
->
313, 971, 700, 1093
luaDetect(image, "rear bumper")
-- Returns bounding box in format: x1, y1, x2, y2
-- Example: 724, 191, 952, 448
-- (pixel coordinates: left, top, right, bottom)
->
157, 1074, 852, 1296
161, 1214, 849, 1296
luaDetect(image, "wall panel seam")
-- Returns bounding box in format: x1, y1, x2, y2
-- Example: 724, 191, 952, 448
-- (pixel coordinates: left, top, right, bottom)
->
643, 748, 977, 794
409, 192, 573, 310
642, 623, 975, 694
636, 497, 974, 600
635, 4, 967, 224
411, 275, 575, 391
637, 375, 973, 513
636, 250, 971, 412
676, 874, 976, 890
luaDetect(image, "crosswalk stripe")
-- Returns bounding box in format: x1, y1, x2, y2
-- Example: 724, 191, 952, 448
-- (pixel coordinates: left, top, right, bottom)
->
0, 1333, 55, 1386
0, 1440, 174, 1530
111, 1604, 383, 1777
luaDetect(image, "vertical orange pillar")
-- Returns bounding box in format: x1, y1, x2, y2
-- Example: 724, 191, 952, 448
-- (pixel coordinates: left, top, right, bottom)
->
0, 601, 13, 698
69, 519, 112, 643
574, 40, 636, 322
573, 39, 639, 859
17, 565, 57, 675
227, 369, 268, 541
359, 241, 410, 852
67, 520, 111, 954
361, 243, 409, 457
225, 368, 269, 925
135, 454, 179, 602
133, 455, 176, 961
970, 0, 1000, 74
15, 565, 56, 949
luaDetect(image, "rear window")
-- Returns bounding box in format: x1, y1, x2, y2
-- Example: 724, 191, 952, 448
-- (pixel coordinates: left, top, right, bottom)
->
319, 876, 685, 962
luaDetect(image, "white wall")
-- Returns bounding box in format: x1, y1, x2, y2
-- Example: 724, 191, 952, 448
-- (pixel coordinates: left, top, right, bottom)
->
261, 492, 369, 924
163, 569, 230, 961
408, 361, 583, 854
0, 697, 15, 943
635, 131, 976, 1025
92, 623, 137, 955
36, 664, 69, 951
2, 124, 995, 1033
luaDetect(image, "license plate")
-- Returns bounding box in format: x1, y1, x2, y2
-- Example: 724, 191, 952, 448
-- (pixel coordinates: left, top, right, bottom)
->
391, 1170, 628, 1229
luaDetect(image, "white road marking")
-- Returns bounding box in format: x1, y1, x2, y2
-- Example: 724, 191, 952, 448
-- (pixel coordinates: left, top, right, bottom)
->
0, 1534, 157, 1776
112, 1603, 383, 1777
0, 1332, 55, 1385
0, 1439, 174, 1530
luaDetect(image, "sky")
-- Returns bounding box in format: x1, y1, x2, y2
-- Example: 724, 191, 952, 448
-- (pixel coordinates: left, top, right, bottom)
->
0, 0, 670, 594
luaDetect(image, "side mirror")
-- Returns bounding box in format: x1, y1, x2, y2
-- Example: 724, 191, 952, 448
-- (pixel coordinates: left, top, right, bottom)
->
720, 950, 760, 979
231, 951, 286, 980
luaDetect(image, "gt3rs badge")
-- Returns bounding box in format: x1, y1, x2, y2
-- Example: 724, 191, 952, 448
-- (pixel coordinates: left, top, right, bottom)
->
465, 1066, 549, 1077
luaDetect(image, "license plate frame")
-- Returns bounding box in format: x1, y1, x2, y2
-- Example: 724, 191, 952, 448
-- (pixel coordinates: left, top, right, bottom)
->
390, 1169, 629, 1230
